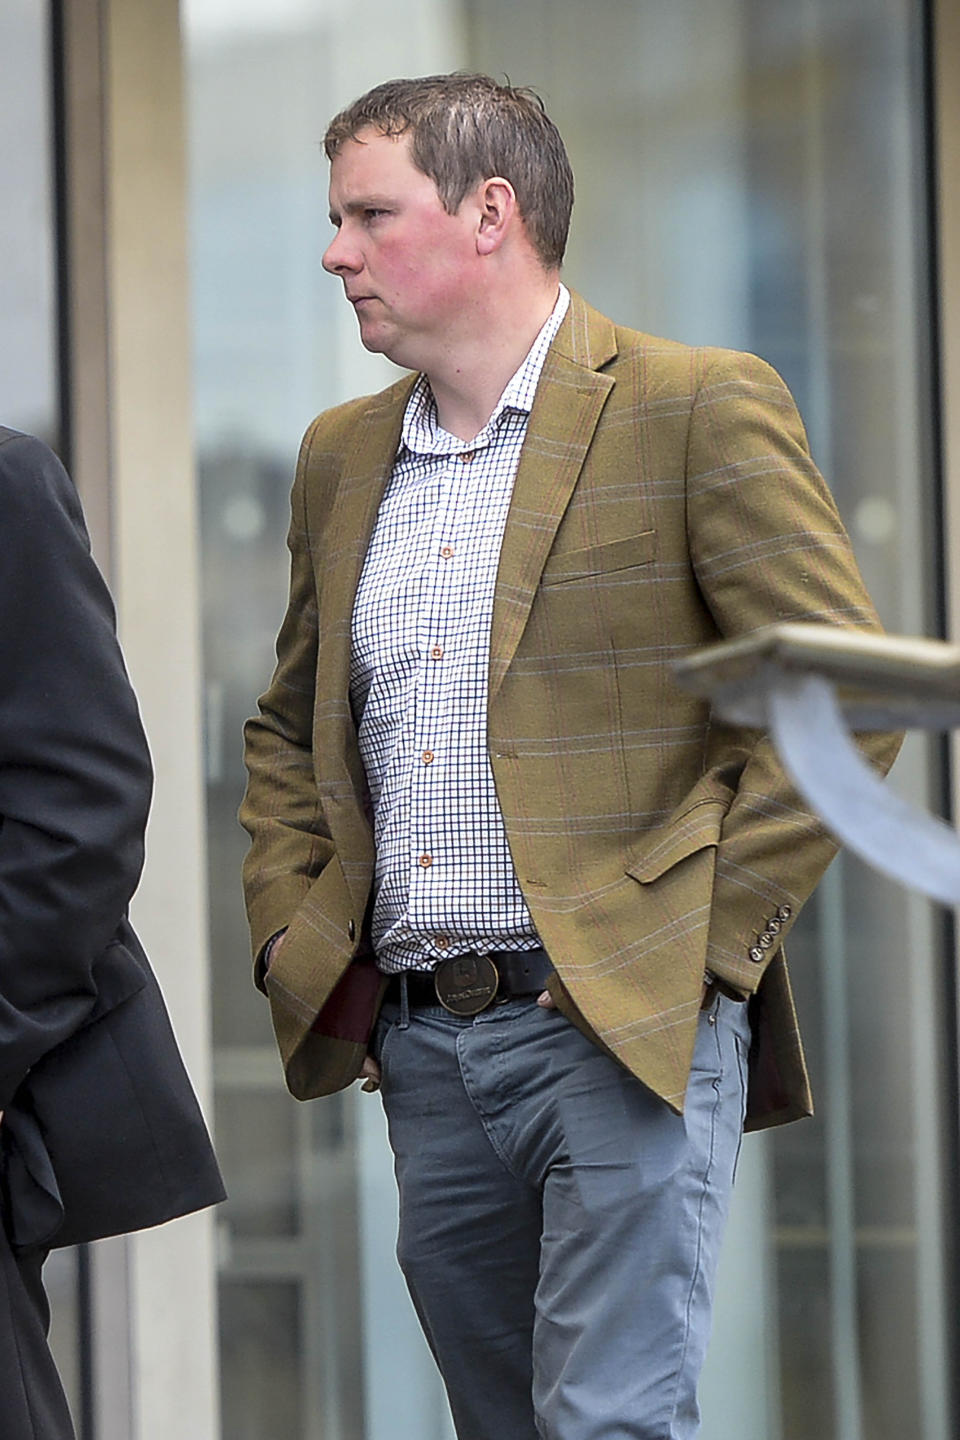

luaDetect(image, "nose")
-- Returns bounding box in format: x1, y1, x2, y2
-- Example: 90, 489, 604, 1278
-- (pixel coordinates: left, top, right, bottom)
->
322, 226, 360, 276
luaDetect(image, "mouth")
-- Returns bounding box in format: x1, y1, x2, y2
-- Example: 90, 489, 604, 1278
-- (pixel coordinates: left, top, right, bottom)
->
347, 293, 376, 308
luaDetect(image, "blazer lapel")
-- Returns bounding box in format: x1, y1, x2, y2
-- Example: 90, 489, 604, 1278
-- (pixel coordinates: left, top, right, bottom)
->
314, 376, 416, 779
489, 294, 618, 700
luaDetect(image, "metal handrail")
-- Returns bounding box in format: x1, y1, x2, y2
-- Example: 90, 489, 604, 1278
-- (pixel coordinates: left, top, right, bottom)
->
673, 623, 960, 906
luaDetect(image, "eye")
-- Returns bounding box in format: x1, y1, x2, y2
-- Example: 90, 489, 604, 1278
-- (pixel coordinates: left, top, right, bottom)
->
364, 208, 388, 221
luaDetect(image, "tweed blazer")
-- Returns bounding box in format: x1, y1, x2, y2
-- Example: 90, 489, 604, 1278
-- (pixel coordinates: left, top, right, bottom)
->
241, 291, 896, 1131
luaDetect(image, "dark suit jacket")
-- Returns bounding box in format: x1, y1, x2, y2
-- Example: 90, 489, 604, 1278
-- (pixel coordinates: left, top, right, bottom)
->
0, 428, 224, 1250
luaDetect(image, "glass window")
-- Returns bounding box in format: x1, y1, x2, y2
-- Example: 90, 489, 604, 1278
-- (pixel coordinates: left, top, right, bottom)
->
0, 0, 58, 444
186, 3, 952, 1437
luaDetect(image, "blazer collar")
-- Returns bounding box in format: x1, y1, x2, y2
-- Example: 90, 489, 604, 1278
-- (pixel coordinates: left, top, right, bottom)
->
550, 287, 619, 371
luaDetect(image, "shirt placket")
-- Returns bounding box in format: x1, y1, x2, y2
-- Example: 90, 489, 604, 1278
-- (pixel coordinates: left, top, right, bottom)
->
406, 448, 464, 934
364, 464, 436, 926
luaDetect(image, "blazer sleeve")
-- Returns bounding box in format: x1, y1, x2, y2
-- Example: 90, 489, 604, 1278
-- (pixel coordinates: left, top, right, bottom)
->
683, 352, 902, 987
0, 431, 153, 1107
240, 417, 338, 977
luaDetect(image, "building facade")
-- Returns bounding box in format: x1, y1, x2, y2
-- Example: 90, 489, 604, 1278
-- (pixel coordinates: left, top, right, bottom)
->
2, 1, 959, 1436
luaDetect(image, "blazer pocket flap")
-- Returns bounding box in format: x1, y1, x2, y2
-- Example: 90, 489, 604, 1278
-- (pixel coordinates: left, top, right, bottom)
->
626, 798, 728, 883
541, 529, 657, 585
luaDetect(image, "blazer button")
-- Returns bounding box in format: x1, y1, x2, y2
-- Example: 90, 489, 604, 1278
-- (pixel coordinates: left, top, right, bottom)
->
766, 917, 782, 935
749, 946, 764, 963
759, 933, 774, 949
778, 904, 792, 921
348, 919, 356, 941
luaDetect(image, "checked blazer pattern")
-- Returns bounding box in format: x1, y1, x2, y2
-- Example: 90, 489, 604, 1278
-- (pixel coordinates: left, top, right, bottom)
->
241, 290, 898, 1131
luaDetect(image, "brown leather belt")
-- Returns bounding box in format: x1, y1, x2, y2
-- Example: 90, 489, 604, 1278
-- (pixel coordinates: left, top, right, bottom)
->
388, 948, 554, 1016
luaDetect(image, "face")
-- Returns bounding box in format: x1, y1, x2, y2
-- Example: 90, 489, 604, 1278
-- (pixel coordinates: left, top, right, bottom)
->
322, 128, 481, 371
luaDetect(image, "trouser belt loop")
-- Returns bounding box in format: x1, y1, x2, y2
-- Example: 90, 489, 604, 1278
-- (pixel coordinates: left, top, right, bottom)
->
398, 972, 411, 1029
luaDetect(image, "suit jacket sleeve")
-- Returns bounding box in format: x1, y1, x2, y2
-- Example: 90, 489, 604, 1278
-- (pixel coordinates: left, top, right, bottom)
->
684, 352, 901, 982
0, 431, 153, 1107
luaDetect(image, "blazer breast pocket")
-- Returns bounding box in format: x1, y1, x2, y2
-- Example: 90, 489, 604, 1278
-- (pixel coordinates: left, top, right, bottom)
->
536, 530, 660, 654
540, 529, 658, 586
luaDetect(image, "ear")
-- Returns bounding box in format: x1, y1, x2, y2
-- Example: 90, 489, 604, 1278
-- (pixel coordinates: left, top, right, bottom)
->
476, 177, 517, 256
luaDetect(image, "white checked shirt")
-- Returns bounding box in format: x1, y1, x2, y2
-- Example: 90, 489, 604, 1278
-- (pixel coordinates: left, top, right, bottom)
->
350, 285, 570, 973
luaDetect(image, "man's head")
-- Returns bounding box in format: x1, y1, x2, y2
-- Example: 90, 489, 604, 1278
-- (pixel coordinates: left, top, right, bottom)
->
324, 73, 574, 272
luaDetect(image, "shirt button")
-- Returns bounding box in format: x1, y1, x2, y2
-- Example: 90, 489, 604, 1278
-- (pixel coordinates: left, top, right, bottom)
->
421, 750, 435, 765
440, 546, 455, 559
431, 646, 444, 659
459, 452, 475, 463
419, 853, 433, 868
435, 934, 450, 950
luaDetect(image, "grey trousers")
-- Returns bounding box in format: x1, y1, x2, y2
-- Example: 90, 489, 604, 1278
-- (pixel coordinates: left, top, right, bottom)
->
373, 987, 750, 1440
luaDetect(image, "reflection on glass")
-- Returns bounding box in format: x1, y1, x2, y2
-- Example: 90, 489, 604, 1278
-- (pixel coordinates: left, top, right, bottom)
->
188, 2, 951, 1437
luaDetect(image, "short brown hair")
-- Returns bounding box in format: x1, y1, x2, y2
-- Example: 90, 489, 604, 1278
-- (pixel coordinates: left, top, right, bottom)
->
324, 73, 574, 270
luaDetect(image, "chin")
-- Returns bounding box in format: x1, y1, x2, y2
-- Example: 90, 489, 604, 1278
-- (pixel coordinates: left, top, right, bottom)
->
356, 322, 392, 358
368, 340, 418, 372
356, 319, 420, 371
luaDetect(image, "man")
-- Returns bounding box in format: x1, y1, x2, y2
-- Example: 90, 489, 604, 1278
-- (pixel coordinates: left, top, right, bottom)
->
241, 74, 895, 1439
0, 428, 225, 1439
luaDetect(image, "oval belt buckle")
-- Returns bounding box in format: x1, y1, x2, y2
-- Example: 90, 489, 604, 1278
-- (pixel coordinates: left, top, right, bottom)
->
434, 953, 499, 1016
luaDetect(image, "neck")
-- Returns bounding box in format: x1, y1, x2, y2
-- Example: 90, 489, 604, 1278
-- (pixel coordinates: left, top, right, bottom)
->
426, 276, 561, 442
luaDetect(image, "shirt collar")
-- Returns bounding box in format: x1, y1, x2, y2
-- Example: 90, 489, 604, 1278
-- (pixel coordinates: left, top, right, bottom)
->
400, 283, 570, 458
